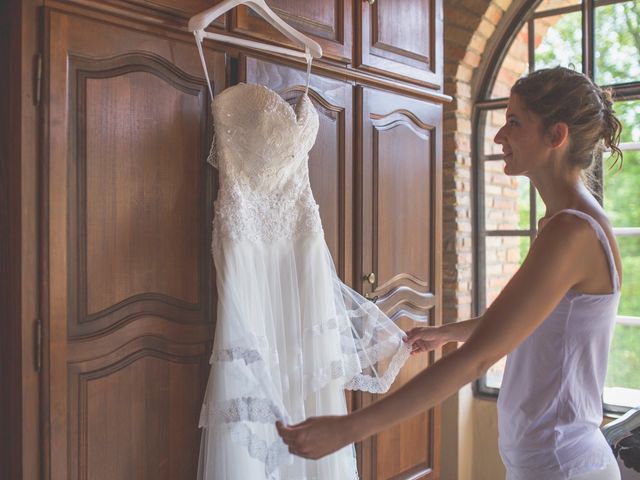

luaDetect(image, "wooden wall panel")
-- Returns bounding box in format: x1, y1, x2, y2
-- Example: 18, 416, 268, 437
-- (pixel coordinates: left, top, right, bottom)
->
358, 0, 443, 89
234, 1, 352, 62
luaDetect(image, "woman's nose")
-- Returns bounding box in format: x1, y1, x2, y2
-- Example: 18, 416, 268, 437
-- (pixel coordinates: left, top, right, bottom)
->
494, 125, 506, 145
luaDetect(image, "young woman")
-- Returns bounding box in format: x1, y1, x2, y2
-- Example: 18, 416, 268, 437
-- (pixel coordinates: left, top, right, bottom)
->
276, 67, 625, 480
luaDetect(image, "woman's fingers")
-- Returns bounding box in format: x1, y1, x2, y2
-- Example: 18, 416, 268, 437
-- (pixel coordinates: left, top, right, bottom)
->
404, 327, 422, 342
404, 328, 426, 345
276, 421, 299, 444
405, 326, 443, 350
275, 416, 346, 460
410, 339, 437, 355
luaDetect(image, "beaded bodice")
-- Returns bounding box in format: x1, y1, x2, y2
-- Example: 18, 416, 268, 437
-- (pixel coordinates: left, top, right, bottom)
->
209, 83, 322, 243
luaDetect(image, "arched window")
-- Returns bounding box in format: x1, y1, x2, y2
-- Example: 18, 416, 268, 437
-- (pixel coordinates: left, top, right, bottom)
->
473, 0, 640, 412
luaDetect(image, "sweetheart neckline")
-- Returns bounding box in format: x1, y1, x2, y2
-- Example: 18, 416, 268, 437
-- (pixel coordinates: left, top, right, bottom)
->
211, 82, 313, 124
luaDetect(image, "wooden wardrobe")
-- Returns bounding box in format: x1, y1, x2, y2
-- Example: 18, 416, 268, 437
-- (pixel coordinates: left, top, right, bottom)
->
1, 1, 447, 479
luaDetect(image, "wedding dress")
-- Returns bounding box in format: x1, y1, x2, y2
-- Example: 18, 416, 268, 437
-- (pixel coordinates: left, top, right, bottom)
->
195, 52, 410, 480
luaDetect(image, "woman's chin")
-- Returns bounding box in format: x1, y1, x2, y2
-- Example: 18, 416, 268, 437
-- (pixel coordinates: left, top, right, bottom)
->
503, 161, 522, 176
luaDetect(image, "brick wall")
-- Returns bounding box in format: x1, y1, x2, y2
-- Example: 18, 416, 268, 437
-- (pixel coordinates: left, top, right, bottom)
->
443, 0, 515, 324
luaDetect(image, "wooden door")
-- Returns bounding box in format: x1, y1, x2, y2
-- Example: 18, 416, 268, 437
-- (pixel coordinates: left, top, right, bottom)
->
232, 1, 353, 63
357, 0, 443, 89
44, 9, 224, 480
358, 86, 442, 479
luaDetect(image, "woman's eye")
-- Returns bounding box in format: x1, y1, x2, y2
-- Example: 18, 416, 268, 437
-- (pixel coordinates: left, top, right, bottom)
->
508, 120, 518, 127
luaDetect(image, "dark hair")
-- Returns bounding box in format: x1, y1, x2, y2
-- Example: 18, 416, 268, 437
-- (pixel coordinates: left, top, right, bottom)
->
511, 67, 623, 173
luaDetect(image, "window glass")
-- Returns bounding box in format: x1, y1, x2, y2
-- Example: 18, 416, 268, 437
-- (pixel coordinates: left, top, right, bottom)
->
483, 235, 530, 389
534, 11, 582, 71
595, 1, 640, 85
484, 170, 529, 231
480, 108, 507, 156
535, 0, 580, 13
484, 236, 529, 307
604, 150, 640, 228
605, 320, 640, 408
616, 236, 640, 317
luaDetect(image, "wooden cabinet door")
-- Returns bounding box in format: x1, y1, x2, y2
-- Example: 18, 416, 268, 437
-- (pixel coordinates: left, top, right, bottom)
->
44, 9, 224, 480
232, 1, 353, 62
358, 86, 442, 479
357, 0, 443, 89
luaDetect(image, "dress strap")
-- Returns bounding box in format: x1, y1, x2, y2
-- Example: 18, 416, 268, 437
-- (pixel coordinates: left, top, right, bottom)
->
303, 47, 312, 96
546, 208, 620, 293
194, 30, 214, 101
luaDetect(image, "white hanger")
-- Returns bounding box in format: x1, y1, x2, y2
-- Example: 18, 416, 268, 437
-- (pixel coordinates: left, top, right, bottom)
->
187, 0, 322, 61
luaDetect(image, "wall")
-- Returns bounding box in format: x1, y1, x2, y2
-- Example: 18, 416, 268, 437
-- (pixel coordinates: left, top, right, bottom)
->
441, 0, 515, 478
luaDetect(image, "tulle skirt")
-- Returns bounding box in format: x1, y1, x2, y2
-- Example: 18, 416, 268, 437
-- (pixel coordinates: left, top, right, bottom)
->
197, 232, 410, 480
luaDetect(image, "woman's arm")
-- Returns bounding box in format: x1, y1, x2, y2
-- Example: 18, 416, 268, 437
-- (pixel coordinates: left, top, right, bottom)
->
403, 317, 481, 355
441, 317, 482, 342
277, 213, 597, 459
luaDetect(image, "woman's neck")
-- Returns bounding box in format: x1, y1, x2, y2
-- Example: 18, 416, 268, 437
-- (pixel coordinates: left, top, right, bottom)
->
528, 165, 586, 219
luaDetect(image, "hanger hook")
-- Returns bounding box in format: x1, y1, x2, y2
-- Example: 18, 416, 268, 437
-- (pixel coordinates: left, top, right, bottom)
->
304, 46, 313, 64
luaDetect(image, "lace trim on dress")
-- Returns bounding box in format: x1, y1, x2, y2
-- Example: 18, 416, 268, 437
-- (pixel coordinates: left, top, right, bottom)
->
219, 397, 283, 423
200, 397, 290, 476
345, 342, 411, 393
228, 423, 291, 476
212, 346, 262, 365
199, 307, 410, 476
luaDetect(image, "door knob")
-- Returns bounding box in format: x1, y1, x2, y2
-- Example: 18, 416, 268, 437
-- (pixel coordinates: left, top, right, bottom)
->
366, 0, 376, 5
364, 272, 376, 285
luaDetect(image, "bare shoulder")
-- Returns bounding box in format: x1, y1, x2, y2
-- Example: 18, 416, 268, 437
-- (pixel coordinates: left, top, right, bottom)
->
543, 206, 613, 237
539, 207, 621, 292
535, 210, 596, 247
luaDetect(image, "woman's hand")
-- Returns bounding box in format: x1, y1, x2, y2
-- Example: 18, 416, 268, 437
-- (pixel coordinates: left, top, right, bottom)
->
404, 325, 450, 356
275, 415, 356, 460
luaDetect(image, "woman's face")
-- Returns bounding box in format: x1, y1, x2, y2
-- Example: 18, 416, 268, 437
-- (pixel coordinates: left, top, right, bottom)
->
494, 94, 551, 177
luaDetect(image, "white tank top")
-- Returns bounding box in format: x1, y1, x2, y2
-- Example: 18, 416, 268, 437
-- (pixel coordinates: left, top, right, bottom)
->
497, 209, 621, 480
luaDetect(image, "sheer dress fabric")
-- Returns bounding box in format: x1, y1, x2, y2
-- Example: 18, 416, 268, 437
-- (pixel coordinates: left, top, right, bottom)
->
196, 81, 410, 480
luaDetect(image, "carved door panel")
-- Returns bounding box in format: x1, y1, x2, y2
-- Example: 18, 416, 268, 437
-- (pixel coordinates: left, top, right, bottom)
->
357, 0, 443, 89
358, 86, 442, 479
44, 10, 224, 480
233, 1, 353, 62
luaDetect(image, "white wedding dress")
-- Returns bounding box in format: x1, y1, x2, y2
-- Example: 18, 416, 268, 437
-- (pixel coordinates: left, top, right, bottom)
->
195, 52, 410, 480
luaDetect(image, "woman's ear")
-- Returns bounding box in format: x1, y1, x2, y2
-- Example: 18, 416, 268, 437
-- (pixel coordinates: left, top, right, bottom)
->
548, 122, 569, 149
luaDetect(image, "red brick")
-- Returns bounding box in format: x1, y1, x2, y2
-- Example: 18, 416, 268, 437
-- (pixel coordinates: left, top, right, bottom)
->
463, 49, 482, 68
484, 3, 504, 26
445, 24, 476, 48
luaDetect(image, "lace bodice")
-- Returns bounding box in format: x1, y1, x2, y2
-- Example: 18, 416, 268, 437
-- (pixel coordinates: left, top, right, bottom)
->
210, 83, 322, 243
